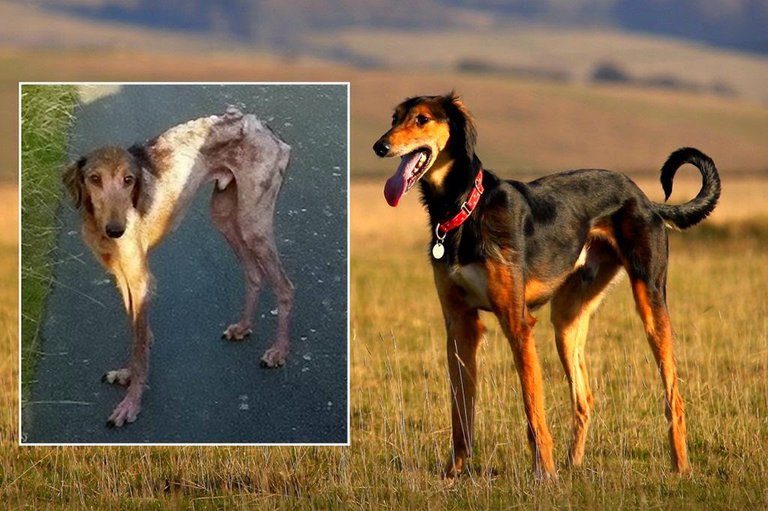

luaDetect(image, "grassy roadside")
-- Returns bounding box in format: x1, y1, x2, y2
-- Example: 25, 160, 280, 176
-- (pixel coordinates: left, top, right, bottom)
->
20, 84, 77, 390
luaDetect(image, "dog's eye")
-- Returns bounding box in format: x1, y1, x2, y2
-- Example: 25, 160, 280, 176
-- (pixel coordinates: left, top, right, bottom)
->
123, 175, 135, 187
391, 113, 397, 125
88, 174, 101, 186
415, 114, 430, 126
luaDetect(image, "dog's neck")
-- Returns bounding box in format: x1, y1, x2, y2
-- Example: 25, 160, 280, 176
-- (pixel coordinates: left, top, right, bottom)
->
419, 151, 483, 223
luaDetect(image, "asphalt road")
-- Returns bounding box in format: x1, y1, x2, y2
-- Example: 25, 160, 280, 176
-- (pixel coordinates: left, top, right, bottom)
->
23, 84, 348, 444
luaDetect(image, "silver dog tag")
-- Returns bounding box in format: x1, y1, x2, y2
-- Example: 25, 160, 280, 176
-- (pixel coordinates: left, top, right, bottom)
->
432, 242, 445, 260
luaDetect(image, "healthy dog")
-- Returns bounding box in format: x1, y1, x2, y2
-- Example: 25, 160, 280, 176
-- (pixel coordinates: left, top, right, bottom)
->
63, 107, 295, 427
373, 93, 720, 479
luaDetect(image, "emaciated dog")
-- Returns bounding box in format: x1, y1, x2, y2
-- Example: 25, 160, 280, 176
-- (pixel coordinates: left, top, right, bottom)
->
64, 107, 294, 427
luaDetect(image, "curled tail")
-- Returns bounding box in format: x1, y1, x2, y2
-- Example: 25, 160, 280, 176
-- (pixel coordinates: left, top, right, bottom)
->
654, 147, 721, 230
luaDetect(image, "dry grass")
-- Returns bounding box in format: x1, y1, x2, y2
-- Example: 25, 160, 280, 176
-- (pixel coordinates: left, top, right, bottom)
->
0, 186, 19, 491
350, 182, 768, 508
0, 186, 18, 246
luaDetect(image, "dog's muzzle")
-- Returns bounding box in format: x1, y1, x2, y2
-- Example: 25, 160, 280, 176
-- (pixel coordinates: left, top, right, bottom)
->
105, 221, 126, 239
373, 139, 391, 157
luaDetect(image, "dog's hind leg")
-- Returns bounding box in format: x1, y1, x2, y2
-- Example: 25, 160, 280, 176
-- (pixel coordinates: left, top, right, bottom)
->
227, 130, 293, 367
211, 175, 294, 367
551, 247, 621, 467
210, 181, 264, 341
250, 236, 294, 368
619, 215, 690, 474
631, 275, 690, 474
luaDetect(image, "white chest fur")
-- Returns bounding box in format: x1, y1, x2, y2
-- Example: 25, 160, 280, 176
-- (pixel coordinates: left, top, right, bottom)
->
449, 263, 492, 310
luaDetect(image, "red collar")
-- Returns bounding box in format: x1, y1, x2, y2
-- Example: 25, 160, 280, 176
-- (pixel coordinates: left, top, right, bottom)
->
436, 169, 484, 237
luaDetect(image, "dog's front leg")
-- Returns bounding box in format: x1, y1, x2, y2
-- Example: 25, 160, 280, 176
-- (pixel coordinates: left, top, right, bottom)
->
434, 266, 485, 479
104, 253, 153, 428
444, 309, 484, 479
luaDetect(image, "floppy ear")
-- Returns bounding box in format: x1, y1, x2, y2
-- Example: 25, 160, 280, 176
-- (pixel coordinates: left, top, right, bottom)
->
131, 164, 143, 209
444, 92, 478, 158
62, 157, 87, 209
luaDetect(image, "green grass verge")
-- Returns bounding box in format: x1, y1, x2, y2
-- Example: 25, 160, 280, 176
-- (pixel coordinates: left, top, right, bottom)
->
20, 84, 77, 390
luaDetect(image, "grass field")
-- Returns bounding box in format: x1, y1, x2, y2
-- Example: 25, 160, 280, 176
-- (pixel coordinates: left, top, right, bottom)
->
4, 47, 768, 508
350, 183, 768, 507
0, 184, 18, 472
8, 182, 766, 508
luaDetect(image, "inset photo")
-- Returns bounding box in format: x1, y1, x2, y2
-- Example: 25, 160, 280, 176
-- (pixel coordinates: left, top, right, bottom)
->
20, 83, 348, 444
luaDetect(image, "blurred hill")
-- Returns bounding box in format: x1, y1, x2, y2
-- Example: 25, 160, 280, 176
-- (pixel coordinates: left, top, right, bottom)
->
308, 26, 768, 105
30, 0, 768, 54
5, 0, 768, 104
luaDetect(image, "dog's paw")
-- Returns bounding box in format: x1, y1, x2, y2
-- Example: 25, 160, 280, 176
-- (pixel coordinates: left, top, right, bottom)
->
443, 457, 465, 481
106, 395, 141, 428
533, 464, 558, 484
260, 344, 288, 368
102, 368, 131, 386
222, 323, 252, 341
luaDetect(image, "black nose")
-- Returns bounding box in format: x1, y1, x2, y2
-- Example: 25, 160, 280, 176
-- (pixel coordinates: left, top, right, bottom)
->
105, 222, 125, 239
373, 139, 391, 157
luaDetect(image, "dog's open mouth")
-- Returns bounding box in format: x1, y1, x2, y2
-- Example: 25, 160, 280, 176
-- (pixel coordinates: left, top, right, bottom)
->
384, 148, 432, 207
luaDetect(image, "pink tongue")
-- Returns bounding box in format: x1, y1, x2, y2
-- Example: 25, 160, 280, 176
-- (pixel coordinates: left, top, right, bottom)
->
384, 152, 421, 207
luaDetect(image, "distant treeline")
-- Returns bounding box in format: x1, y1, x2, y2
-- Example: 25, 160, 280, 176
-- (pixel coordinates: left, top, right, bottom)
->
455, 59, 738, 98
591, 62, 738, 97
